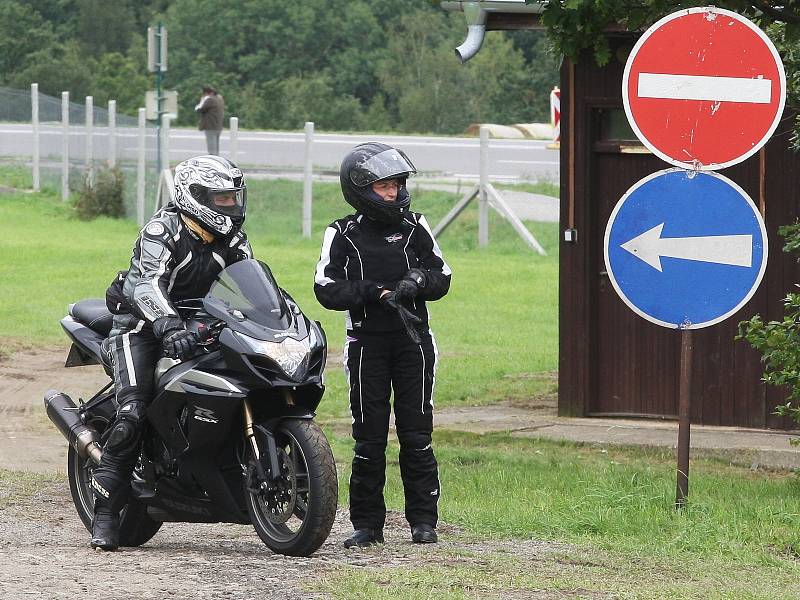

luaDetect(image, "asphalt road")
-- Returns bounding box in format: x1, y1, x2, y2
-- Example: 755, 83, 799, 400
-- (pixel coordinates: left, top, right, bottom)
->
0, 123, 559, 182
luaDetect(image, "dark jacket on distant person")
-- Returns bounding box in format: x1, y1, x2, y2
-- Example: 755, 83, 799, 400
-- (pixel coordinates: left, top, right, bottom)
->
196, 94, 224, 131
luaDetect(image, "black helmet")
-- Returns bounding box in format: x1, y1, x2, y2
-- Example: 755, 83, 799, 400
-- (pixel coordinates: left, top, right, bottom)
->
339, 142, 417, 225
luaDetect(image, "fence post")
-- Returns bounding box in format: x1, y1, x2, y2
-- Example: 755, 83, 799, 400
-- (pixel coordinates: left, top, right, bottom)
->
108, 100, 116, 168
161, 113, 171, 170
479, 125, 489, 248
31, 83, 40, 192
61, 91, 69, 201
302, 121, 314, 238
85, 96, 93, 185
229, 116, 238, 163
137, 108, 146, 227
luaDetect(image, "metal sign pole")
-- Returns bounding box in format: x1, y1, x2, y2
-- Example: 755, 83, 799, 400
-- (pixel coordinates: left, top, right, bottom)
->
156, 22, 163, 174
676, 327, 693, 508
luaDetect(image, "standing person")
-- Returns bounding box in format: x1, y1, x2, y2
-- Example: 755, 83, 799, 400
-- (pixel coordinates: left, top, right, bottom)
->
314, 143, 452, 548
90, 155, 252, 550
195, 85, 224, 155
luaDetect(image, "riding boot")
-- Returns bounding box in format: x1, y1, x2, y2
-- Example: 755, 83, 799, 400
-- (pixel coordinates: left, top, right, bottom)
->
91, 504, 120, 551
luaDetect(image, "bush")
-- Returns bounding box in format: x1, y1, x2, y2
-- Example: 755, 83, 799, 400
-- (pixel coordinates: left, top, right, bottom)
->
74, 165, 125, 220
738, 221, 800, 434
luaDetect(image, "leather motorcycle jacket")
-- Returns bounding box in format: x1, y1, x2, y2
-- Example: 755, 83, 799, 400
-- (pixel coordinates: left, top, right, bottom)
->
120, 205, 252, 323
314, 211, 451, 333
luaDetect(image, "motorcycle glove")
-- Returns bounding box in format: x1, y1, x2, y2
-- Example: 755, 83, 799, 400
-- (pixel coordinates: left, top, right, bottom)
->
394, 268, 428, 303
381, 292, 423, 344
162, 328, 198, 360
153, 316, 198, 360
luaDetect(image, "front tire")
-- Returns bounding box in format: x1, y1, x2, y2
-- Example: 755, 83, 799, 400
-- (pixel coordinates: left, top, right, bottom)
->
245, 419, 338, 556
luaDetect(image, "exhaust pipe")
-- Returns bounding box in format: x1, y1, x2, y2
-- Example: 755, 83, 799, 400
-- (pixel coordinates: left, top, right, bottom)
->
44, 390, 103, 465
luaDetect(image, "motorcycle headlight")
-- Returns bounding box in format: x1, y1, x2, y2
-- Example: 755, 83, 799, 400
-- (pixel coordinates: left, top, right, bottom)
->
308, 323, 325, 352
234, 331, 311, 380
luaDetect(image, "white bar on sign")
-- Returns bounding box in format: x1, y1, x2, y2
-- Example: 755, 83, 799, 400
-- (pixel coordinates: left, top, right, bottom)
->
638, 73, 771, 104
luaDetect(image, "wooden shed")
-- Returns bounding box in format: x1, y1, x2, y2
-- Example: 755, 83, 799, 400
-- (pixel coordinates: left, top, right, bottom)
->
558, 35, 800, 429
442, 1, 800, 429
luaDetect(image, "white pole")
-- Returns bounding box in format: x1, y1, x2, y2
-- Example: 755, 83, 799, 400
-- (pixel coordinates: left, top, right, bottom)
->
85, 96, 93, 185
108, 100, 116, 168
61, 91, 69, 201
31, 83, 40, 192
161, 113, 171, 170
137, 108, 146, 227
302, 121, 314, 238
479, 125, 489, 248
229, 116, 239, 163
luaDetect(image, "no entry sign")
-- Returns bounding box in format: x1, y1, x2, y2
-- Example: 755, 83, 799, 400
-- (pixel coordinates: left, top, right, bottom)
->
623, 7, 785, 170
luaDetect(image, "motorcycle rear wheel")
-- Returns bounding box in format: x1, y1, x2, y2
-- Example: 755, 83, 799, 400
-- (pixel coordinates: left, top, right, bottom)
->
245, 419, 338, 556
68, 446, 163, 547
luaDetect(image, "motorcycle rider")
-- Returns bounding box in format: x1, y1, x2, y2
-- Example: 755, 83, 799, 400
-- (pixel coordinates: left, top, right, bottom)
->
90, 155, 253, 550
314, 143, 452, 548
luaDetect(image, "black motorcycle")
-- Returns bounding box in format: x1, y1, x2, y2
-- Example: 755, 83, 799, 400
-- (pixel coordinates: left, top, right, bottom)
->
45, 259, 338, 556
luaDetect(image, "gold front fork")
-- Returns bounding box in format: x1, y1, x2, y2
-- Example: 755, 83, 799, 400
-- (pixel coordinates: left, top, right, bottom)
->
243, 397, 260, 460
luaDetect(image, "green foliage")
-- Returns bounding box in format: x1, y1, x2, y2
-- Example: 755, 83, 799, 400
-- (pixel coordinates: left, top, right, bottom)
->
738, 222, 800, 431
0, 0, 558, 134
74, 166, 126, 220
0, 0, 57, 82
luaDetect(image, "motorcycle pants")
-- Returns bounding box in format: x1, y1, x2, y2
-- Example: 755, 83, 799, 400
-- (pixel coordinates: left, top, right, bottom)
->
344, 329, 440, 530
91, 318, 160, 510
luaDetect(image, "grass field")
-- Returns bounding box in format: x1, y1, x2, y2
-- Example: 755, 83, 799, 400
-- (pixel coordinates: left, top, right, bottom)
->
2, 173, 800, 598
0, 175, 559, 408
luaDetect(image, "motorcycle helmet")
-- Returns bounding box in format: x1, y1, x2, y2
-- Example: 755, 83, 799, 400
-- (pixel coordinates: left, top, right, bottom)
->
173, 155, 247, 237
340, 142, 417, 224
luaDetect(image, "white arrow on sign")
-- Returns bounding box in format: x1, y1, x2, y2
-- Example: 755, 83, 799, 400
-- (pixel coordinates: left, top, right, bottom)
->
621, 223, 752, 272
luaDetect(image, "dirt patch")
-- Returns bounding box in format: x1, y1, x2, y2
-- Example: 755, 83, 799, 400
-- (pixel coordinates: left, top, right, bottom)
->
0, 475, 573, 599
0, 347, 591, 599
0, 345, 109, 472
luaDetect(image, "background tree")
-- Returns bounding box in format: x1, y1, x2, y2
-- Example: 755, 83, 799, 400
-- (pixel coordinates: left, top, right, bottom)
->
0, 0, 559, 134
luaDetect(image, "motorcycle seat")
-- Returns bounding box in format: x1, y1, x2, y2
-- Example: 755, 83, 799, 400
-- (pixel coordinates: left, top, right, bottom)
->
70, 299, 114, 337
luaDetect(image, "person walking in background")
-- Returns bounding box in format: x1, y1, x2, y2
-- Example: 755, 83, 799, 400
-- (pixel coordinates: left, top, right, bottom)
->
195, 85, 224, 155
314, 143, 452, 549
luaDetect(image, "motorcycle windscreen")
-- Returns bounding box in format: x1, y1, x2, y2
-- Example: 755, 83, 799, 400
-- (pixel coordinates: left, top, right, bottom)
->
205, 259, 292, 330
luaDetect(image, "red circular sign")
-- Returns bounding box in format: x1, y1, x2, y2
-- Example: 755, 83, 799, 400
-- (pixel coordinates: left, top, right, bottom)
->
623, 7, 785, 170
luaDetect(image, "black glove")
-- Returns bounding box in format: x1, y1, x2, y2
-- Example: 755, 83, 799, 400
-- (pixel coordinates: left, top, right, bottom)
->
153, 316, 198, 360
394, 268, 428, 303
381, 291, 423, 344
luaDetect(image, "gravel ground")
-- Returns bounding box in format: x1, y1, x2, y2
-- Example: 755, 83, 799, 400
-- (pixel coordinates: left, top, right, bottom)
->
0, 475, 569, 600
0, 347, 572, 599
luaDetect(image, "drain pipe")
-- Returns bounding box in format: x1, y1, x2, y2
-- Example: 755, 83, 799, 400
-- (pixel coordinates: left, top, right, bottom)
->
454, 2, 488, 63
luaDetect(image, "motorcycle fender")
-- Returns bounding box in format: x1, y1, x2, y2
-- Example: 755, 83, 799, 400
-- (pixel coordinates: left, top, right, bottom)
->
252, 412, 314, 481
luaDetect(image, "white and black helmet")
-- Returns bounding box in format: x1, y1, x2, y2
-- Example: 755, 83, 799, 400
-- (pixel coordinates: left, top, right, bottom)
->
340, 142, 416, 225
173, 155, 247, 237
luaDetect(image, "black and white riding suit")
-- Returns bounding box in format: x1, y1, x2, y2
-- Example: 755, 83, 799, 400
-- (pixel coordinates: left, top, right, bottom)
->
91, 205, 253, 510
314, 211, 451, 530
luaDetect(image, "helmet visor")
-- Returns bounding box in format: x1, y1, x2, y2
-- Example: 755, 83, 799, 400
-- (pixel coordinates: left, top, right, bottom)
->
350, 149, 417, 187
203, 187, 247, 218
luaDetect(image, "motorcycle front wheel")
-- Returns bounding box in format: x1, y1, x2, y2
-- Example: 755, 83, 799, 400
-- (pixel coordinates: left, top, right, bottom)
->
245, 418, 338, 556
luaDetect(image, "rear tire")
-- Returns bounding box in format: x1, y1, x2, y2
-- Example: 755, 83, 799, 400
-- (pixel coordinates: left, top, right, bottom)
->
67, 445, 162, 548
245, 419, 337, 556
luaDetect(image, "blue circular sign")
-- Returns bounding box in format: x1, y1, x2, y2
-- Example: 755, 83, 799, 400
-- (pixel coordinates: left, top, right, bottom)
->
604, 169, 768, 329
